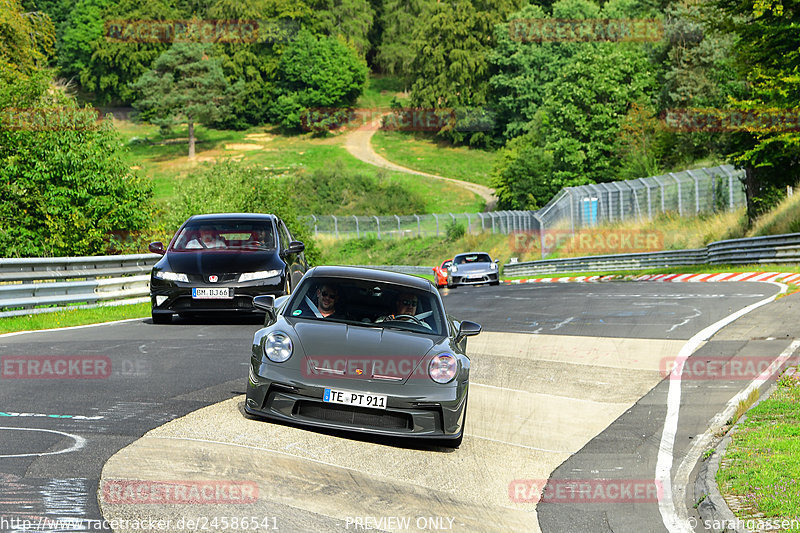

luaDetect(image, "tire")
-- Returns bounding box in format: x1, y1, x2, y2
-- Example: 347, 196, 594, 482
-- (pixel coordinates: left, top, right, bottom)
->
490, 280, 500, 286
151, 311, 172, 324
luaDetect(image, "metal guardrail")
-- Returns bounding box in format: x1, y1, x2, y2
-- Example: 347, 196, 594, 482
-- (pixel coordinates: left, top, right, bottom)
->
349, 265, 435, 276
4, 232, 800, 317
0, 254, 159, 318
503, 249, 708, 276
503, 232, 800, 276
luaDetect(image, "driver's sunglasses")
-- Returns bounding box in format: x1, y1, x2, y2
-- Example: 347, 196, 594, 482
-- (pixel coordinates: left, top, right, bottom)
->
400, 298, 417, 307
320, 290, 337, 299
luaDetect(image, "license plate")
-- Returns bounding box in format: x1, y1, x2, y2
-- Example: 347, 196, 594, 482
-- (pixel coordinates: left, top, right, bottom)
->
323, 388, 387, 410
192, 287, 232, 299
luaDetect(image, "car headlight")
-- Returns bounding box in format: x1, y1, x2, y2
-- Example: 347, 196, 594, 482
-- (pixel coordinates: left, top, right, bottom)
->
239, 269, 281, 282
264, 331, 293, 363
450, 265, 458, 273
154, 270, 188, 282
429, 353, 457, 384
490, 262, 497, 270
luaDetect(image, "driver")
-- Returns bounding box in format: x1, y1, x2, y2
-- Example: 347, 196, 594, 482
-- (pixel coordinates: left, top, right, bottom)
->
185, 226, 226, 249
376, 293, 430, 329
394, 293, 418, 317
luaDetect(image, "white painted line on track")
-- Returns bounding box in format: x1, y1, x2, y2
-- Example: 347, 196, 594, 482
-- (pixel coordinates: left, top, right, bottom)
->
0, 426, 86, 458
670, 339, 800, 533
0, 318, 145, 338
656, 282, 787, 533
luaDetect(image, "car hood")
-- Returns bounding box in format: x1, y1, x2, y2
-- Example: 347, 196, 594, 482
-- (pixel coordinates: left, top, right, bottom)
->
454, 263, 494, 273
165, 250, 282, 275
292, 320, 437, 383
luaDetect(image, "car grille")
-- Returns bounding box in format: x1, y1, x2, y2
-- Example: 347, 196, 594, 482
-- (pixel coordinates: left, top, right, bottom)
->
295, 401, 412, 430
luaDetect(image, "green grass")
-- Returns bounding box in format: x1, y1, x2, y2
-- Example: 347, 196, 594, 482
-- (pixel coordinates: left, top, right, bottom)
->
356, 75, 409, 109
0, 303, 150, 335
114, 117, 484, 214
716, 367, 800, 521
371, 129, 496, 186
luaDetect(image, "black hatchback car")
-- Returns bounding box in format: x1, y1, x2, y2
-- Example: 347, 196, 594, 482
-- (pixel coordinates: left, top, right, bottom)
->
148, 213, 308, 323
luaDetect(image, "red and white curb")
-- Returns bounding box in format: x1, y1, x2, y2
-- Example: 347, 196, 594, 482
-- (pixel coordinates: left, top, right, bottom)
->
503, 272, 800, 285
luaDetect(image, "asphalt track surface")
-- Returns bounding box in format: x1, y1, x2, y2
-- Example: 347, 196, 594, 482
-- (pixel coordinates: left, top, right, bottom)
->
0, 281, 796, 533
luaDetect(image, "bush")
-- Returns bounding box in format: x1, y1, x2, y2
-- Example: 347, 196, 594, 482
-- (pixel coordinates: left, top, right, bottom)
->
269, 30, 368, 132
0, 74, 152, 257
163, 160, 319, 265
446, 221, 466, 242
292, 162, 427, 215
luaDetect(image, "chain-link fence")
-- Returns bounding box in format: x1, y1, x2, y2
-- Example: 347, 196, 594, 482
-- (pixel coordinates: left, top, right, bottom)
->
302, 165, 745, 242
302, 211, 539, 239
536, 165, 745, 232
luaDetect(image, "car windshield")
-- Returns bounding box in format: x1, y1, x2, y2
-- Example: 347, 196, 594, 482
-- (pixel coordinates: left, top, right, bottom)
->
285, 277, 446, 336
455, 253, 492, 265
171, 221, 276, 251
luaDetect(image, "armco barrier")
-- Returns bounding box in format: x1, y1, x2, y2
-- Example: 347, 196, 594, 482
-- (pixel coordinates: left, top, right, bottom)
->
0, 254, 159, 318
503, 249, 707, 276
504, 232, 800, 276
4, 232, 800, 318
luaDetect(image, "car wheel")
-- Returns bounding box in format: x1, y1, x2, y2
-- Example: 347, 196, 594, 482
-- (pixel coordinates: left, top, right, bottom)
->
490, 280, 500, 286
151, 311, 172, 324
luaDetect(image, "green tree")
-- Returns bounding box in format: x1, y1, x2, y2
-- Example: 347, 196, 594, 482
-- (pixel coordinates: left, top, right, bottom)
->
78, 0, 179, 103
166, 160, 319, 265
0, 77, 152, 257
375, 0, 431, 83
207, 0, 312, 128
132, 41, 235, 158
269, 29, 367, 132
307, 0, 375, 58
0, 0, 55, 78
407, 0, 523, 145
56, 0, 112, 80
713, 0, 800, 221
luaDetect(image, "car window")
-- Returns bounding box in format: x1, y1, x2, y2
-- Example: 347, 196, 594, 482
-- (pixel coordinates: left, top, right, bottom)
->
172, 221, 277, 251
285, 277, 446, 336
277, 221, 292, 250
455, 253, 491, 264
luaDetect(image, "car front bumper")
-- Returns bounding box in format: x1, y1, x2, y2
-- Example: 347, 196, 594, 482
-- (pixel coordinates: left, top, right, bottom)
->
448, 271, 499, 286
245, 360, 468, 440
150, 277, 286, 315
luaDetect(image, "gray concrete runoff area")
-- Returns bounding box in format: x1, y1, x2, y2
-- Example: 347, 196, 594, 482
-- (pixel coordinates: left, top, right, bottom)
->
0, 279, 798, 532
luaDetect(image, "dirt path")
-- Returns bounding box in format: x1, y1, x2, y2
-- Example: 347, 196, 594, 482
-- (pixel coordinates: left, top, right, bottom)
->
343, 118, 497, 210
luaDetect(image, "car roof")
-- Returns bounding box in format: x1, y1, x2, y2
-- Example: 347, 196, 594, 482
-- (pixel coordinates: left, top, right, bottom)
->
185, 213, 278, 223
306, 266, 434, 291
454, 251, 491, 258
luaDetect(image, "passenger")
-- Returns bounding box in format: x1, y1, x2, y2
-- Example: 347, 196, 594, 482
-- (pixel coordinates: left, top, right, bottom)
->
185, 226, 226, 249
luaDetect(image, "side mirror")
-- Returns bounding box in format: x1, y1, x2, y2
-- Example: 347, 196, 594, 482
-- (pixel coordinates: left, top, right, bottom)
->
457, 320, 482, 339
283, 241, 305, 256
253, 295, 276, 325
148, 242, 166, 255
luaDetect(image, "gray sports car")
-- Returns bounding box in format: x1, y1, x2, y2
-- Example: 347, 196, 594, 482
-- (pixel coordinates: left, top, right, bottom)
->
245, 266, 481, 447
447, 252, 500, 288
